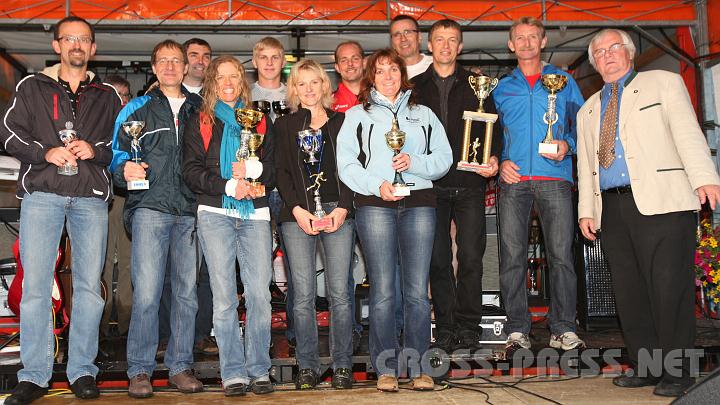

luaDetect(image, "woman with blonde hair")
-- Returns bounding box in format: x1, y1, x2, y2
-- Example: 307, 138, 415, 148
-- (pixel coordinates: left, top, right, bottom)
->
274, 59, 355, 390
182, 55, 275, 396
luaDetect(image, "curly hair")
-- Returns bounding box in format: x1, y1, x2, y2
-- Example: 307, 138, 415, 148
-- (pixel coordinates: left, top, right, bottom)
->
200, 55, 251, 125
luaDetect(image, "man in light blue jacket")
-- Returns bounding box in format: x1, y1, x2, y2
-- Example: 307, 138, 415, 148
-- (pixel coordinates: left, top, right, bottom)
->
493, 17, 585, 356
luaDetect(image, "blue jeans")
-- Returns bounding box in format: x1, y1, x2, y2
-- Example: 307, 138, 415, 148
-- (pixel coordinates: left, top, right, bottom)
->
197, 211, 272, 383
18, 191, 107, 386
281, 210, 355, 372
126, 208, 197, 379
355, 206, 435, 378
497, 180, 577, 335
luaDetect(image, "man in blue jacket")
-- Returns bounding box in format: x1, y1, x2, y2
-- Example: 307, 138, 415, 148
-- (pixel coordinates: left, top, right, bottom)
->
493, 17, 585, 355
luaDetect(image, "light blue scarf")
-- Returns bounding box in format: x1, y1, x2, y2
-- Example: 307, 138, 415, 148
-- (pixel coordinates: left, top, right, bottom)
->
214, 100, 255, 219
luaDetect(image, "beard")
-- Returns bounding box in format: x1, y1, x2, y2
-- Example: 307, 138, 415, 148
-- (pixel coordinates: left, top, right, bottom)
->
67, 51, 87, 68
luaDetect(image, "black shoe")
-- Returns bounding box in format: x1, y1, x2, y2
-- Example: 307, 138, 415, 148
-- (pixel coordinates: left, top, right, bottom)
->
295, 368, 319, 390
5, 381, 49, 405
223, 382, 247, 397
432, 331, 459, 352
457, 329, 483, 350
70, 376, 100, 399
653, 377, 695, 397
612, 373, 661, 388
332, 368, 353, 389
250, 379, 274, 394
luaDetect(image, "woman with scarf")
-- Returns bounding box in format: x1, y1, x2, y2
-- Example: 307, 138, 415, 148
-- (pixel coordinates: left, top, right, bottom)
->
274, 59, 355, 390
182, 55, 275, 397
336, 48, 453, 392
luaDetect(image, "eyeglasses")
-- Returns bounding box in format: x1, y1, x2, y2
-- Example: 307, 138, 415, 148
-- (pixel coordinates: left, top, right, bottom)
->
391, 29, 419, 39
156, 58, 184, 67
592, 43, 626, 59
57, 35, 93, 45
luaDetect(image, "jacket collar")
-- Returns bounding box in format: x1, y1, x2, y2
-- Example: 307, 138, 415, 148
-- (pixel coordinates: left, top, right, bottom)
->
39, 63, 97, 84
369, 88, 411, 112
147, 85, 202, 108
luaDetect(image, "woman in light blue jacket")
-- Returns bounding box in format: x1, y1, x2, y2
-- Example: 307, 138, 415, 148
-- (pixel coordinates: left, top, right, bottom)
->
336, 48, 452, 392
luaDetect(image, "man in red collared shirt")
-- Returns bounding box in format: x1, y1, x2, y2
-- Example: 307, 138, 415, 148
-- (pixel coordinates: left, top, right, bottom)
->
332, 41, 364, 112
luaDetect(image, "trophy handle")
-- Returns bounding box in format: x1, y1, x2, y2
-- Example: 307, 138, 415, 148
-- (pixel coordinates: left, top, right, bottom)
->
489, 78, 499, 93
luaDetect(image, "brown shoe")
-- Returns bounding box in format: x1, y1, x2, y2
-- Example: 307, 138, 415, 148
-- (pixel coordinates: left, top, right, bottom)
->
410, 374, 434, 391
168, 370, 204, 393
194, 336, 219, 355
128, 374, 153, 398
376, 374, 398, 392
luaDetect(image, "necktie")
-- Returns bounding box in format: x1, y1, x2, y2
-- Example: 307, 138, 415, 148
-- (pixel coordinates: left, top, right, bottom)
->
599, 82, 618, 169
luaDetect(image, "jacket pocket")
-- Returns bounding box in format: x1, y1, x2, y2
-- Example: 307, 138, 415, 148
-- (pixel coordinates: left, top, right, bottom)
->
656, 167, 684, 172
639, 102, 661, 111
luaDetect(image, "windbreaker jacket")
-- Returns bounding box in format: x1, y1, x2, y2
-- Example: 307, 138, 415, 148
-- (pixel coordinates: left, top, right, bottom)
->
110, 87, 201, 229
182, 112, 275, 211
493, 64, 584, 183
0, 64, 121, 200
336, 90, 453, 207
274, 107, 353, 223
412, 64, 503, 188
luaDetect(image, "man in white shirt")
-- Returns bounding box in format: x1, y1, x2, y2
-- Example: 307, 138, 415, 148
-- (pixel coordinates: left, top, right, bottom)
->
389, 14, 433, 79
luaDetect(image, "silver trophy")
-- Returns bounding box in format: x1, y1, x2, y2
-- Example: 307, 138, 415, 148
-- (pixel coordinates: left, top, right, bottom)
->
57, 121, 78, 176
297, 129, 322, 164
121, 121, 150, 190
539, 74, 568, 154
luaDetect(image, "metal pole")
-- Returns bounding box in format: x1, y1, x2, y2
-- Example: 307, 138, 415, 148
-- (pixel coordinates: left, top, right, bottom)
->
66, 0, 70, 17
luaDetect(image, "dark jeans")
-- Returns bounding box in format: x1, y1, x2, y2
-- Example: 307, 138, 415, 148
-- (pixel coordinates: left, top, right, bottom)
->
430, 186, 487, 334
601, 192, 696, 377
497, 180, 577, 336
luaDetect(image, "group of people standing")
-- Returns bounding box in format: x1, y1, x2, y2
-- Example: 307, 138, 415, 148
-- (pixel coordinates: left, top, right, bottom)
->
1, 10, 719, 405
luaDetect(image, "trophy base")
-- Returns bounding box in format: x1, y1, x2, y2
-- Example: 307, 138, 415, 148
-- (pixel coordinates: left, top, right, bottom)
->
457, 161, 491, 172
57, 165, 78, 176
538, 142, 558, 154
392, 184, 411, 197
250, 182, 266, 197
311, 217, 334, 232
462, 110, 498, 123
128, 179, 150, 190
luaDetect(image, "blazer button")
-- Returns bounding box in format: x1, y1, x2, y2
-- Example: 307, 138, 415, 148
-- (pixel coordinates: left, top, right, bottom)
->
634, 90, 638, 93
595, 193, 600, 196
592, 171, 597, 175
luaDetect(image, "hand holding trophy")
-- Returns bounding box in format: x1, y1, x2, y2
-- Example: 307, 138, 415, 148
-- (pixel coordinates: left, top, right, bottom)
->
121, 121, 150, 190
297, 129, 332, 231
384, 118, 411, 197
538, 74, 568, 155
57, 121, 78, 176
457, 74, 498, 172
234, 108, 266, 196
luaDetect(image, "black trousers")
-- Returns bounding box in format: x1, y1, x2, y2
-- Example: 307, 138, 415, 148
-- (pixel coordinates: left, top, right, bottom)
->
601, 192, 696, 374
429, 186, 487, 333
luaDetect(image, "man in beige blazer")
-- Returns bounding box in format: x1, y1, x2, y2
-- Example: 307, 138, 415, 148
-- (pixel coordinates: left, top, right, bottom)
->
577, 28, 720, 397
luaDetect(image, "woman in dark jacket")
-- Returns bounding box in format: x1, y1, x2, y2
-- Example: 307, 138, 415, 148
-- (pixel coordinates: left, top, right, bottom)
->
274, 59, 355, 390
182, 55, 275, 396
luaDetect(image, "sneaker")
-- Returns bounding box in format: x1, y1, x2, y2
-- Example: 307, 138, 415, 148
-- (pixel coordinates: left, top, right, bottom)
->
505, 332, 531, 357
549, 332, 585, 350
376, 374, 398, 392
457, 329, 482, 350
612, 372, 661, 388
128, 374, 153, 399
250, 379, 275, 394
432, 330, 459, 352
295, 368, 319, 390
332, 368, 353, 389
653, 377, 695, 397
194, 336, 219, 355
168, 370, 203, 393
223, 382, 247, 397
410, 374, 434, 391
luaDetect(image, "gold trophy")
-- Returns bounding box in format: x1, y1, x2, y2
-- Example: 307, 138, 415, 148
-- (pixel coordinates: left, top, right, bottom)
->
234, 108, 266, 196
538, 74, 568, 154
457, 74, 498, 172
121, 121, 150, 190
384, 118, 410, 197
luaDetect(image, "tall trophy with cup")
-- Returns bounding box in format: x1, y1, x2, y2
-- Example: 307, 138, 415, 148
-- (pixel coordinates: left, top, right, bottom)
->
57, 121, 78, 176
538, 74, 568, 154
298, 129, 333, 231
457, 74, 498, 172
384, 118, 411, 197
121, 120, 150, 190
234, 108, 266, 196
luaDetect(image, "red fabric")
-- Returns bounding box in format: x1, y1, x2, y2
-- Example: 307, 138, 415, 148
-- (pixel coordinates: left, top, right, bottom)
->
257, 116, 267, 134
525, 73, 541, 88
332, 83, 360, 112
53, 94, 58, 120
199, 112, 213, 151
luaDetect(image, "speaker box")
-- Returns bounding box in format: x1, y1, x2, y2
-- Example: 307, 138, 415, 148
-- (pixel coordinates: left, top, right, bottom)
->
672, 366, 720, 404
576, 237, 618, 331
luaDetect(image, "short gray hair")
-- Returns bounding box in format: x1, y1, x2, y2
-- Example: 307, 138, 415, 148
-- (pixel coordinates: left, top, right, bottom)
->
588, 29, 636, 69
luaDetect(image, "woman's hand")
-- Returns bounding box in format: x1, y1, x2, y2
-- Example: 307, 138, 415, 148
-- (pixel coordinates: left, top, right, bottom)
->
232, 161, 246, 179
392, 153, 411, 172
292, 206, 320, 235
323, 207, 348, 233
379, 181, 404, 201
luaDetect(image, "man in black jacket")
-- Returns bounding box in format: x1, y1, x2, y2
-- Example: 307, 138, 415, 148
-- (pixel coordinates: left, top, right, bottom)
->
110, 40, 203, 398
412, 19, 501, 351
0, 16, 121, 404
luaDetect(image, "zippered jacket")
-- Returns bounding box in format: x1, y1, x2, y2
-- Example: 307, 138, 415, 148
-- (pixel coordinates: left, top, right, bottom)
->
493, 64, 584, 183
0, 64, 121, 200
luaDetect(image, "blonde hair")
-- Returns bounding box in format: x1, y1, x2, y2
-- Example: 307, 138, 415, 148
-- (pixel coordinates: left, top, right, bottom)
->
201, 55, 251, 125
252, 37, 285, 58
509, 17, 545, 40
286, 59, 334, 111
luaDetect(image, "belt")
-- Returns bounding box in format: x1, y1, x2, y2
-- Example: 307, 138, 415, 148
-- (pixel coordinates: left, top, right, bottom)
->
602, 185, 632, 194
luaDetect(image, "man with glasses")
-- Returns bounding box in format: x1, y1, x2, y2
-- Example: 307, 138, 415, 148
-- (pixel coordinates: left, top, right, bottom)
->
110, 39, 203, 398
0, 16, 121, 404
577, 29, 720, 397
493, 17, 585, 356
389, 14, 433, 79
